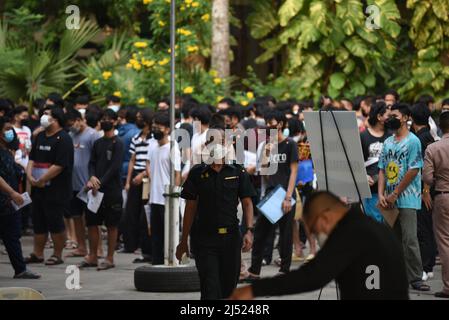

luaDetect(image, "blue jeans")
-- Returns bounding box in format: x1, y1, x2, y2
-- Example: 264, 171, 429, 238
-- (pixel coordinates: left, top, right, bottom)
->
363, 194, 384, 223
0, 213, 26, 275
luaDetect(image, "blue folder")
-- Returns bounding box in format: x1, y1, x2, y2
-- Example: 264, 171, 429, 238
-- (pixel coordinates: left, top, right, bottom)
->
296, 159, 314, 185
257, 185, 296, 224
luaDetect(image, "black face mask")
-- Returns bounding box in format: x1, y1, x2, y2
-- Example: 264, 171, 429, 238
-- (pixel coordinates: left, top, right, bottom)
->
20, 119, 29, 127
385, 117, 402, 131
152, 129, 164, 140
101, 121, 114, 132
136, 120, 145, 129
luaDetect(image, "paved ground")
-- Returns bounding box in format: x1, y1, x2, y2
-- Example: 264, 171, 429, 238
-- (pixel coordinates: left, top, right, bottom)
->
0, 236, 444, 300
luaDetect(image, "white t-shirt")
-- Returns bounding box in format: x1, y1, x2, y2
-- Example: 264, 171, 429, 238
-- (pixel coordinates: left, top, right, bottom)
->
191, 129, 208, 165
13, 125, 32, 169
147, 140, 181, 205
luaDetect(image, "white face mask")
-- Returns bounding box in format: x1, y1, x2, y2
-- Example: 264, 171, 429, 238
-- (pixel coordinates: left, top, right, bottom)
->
209, 144, 227, 163
108, 105, 120, 113
316, 233, 328, 248
293, 135, 301, 143
40, 115, 52, 129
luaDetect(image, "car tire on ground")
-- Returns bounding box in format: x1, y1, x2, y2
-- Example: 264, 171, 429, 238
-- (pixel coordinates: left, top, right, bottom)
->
134, 265, 200, 292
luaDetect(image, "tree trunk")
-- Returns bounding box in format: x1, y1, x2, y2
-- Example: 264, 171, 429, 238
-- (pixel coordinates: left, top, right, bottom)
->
211, 0, 230, 80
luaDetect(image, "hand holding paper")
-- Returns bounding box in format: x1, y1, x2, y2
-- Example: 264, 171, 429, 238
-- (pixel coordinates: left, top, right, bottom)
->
87, 190, 104, 214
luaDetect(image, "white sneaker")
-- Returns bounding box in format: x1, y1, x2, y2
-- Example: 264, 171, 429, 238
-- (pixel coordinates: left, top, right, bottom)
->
427, 272, 434, 279
422, 271, 428, 281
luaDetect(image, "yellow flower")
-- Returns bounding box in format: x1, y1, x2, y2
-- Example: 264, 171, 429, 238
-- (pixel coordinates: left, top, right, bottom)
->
126, 63, 132, 69
246, 91, 254, 99
113, 91, 121, 98
143, 0, 152, 4
129, 58, 138, 65
180, 5, 186, 11
93, 79, 100, 85
183, 86, 194, 94
216, 96, 224, 103
241, 100, 249, 106
158, 20, 166, 27
102, 71, 112, 80
201, 14, 210, 22
177, 28, 192, 36
132, 53, 138, 59
187, 45, 199, 53
192, 2, 199, 7
185, 0, 193, 4
158, 58, 170, 66
159, 78, 165, 84
134, 42, 148, 49
133, 63, 142, 71
138, 98, 146, 105
165, 0, 170, 3
143, 60, 155, 68
213, 78, 222, 85
209, 69, 218, 77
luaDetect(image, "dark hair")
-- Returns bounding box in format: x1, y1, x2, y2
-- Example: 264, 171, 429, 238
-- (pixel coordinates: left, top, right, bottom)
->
0, 116, 6, 132
218, 97, 236, 108
154, 111, 170, 127
85, 111, 100, 129
47, 92, 64, 109
367, 101, 388, 127
33, 98, 46, 113
441, 98, 449, 107
223, 106, 242, 122
157, 98, 170, 106
410, 103, 431, 126
318, 95, 332, 109
106, 95, 121, 104
302, 191, 345, 220
181, 99, 199, 119
190, 105, 212, 125
65, 108, 82, 122
439, 111, 449, 133
124, 105, 138, 124
12, 105, 29, 117
276, 101, 294, 115
0, 99, 13, 116
390, 103, 411, 117
103, 108, 118, 121
264, 109, 287, 128
288, 118, 305, 136
139, 108, 154, 128
45, 106, 66, 127
416, 94, 434, 105
209, 113, 225, 130
254, 101, 268, 118
75, 95, 89, 105
352, 96, 364, 112
384, 89, 399, 102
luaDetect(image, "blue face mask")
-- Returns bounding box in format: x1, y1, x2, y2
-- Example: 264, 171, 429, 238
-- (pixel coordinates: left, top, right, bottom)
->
283, 128, 290, 138
4, 129, 14, 143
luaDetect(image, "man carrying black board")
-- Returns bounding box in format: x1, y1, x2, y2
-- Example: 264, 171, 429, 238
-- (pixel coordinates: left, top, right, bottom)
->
230, 191, 409, 300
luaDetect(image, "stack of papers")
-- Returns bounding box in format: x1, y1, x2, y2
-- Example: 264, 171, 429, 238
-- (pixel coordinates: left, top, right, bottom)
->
11, 192, 32, 211
257, 185, 296, 224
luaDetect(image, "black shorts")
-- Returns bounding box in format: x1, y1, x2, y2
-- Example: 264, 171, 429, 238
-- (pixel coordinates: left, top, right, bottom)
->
85, 202, 122, 227
67, 191, 87, 218
32, 196, 67, 234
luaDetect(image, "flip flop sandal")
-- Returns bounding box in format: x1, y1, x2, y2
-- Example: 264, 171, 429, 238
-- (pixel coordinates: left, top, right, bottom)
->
24, 253, 44, 264
78, 260, 98, 268
65, 251, 87, 258
97, 261, 115, 271
45, 255, 64, 266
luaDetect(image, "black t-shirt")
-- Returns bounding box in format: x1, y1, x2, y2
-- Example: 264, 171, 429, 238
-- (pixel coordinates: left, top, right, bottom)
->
29, 130, 74, 203
263, 137, 299, 191
181, 163, 256, 234
414, 127, 435, 158
89, 136, 124, 204
360, 129, 388, 194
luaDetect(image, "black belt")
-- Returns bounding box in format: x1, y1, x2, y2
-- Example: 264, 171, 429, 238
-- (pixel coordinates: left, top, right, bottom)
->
434, 191, 449, 196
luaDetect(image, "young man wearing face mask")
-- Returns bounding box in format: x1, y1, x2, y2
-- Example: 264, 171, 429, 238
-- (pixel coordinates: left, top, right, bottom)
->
64, 109, 100, 258
25, 106, 74, 266
146, 112, 181, 265
0, 117, 41, 279
242, 110, 299, 281
122, 109, 156, 259
360, 102, 391, 223
177, 122, 256, 300
229, 191, 409, 300
79, 109, 124, 270
378, 103, 430, 291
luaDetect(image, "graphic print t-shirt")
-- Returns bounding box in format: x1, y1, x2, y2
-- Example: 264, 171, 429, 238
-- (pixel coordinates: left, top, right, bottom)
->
360, 130, 388, 194
378, 133, 423, 210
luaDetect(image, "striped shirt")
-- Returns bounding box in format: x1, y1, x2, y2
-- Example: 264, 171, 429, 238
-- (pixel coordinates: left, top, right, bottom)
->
130, 133, 153, 172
